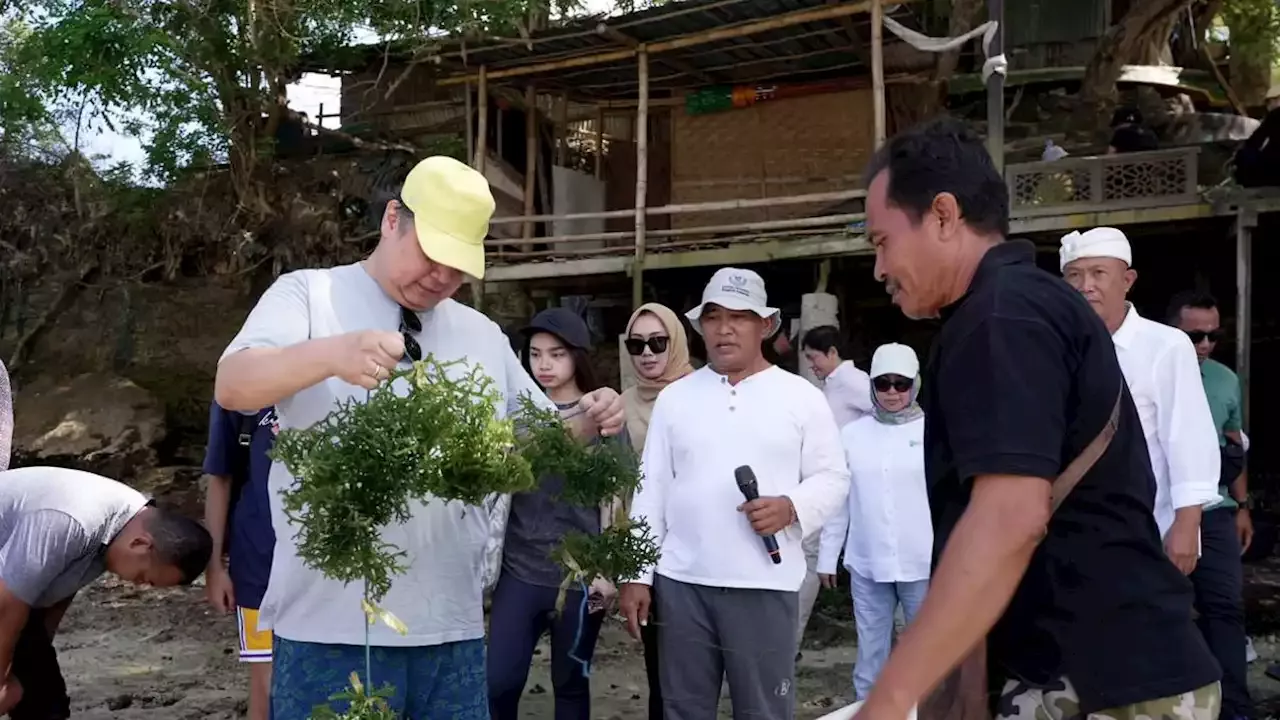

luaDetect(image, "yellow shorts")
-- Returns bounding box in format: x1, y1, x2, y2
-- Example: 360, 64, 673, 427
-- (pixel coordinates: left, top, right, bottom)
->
237, 607, 273, 663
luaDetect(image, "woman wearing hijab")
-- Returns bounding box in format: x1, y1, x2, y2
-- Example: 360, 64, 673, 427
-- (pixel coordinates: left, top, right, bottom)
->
815, 343, 932, 700
619, 302, 694, 720
487, 307, 626, 720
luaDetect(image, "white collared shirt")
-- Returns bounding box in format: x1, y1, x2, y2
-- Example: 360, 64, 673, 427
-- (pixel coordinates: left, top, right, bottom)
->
817, 415, 932, 583
1111, 304, 1221, 537
629, 366, 850, 592
823, 360, 874, 428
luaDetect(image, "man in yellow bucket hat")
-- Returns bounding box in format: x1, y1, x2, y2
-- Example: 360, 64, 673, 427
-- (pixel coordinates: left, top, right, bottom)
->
213, 156, 626, 719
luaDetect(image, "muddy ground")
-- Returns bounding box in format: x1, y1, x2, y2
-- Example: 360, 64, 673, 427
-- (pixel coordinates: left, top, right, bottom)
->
55, 560, 1280, 719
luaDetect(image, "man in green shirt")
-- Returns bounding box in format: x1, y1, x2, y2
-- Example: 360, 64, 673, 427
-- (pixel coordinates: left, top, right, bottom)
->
1168, 289, 1252, 720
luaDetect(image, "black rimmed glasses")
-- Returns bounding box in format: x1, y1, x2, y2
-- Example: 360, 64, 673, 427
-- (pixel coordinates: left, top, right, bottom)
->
624, 336, 671, 356
1184, 329, 1222, 345
400, 306, 423, 362
873, 376, 914, 393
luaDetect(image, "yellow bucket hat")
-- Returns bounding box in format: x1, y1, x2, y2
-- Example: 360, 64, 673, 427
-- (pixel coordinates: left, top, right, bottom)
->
399, 156, 495, 279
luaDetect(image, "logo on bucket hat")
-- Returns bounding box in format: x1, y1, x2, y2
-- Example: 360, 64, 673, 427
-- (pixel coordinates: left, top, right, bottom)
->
399, 156, 495, 280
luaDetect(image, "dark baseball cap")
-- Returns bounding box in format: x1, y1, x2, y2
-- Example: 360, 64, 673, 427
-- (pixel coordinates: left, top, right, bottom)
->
520, 307, 592, 351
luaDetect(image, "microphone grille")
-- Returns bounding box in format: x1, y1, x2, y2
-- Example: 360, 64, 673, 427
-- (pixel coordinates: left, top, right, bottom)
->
733, 465, 754, 487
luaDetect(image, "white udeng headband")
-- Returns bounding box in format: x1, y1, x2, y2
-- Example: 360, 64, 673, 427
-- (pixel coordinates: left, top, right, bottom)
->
1059, 228, 1132, 270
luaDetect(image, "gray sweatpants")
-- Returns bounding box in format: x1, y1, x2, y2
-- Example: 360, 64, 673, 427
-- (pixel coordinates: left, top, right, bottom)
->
655, 574, 799, 720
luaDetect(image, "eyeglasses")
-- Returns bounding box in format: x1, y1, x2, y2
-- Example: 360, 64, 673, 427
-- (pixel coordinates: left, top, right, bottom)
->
625, 336, 670, 356
1184, 329, 1222, 345
400, 306, 423, 362
873, 376, 914, 393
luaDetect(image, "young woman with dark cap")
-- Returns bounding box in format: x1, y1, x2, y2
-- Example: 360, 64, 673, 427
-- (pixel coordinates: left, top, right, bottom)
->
487, 307, 629, 720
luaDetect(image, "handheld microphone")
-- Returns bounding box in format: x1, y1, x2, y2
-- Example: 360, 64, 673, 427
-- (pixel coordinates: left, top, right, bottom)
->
734, 465, 782, 565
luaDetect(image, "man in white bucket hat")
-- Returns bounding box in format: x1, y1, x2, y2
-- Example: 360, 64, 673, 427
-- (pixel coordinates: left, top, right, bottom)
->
621, 267, 849, 720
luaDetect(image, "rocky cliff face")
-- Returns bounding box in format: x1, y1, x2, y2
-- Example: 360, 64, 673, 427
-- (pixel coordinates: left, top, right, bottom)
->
2, 276, 254, 515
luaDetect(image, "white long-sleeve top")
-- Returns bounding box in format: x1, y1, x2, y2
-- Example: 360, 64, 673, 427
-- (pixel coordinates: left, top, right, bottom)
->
1112, 305, 1221, 537
629, 365, 850, 592
817, 415, 932, 583
822, 360, 875, 428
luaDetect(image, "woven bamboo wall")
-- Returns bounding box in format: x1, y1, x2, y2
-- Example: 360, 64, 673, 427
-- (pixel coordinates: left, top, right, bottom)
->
669, 89, 875, 230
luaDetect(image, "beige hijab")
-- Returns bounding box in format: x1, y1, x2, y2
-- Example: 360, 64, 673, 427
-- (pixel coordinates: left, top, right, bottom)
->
622, 303, 694, 454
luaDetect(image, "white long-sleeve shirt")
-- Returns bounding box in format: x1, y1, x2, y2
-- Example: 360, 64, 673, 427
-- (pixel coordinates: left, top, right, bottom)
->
1112, 305, 1221, 537
818, 416, 932, 583
822, 360, 874, 428
629, 365, 850, 592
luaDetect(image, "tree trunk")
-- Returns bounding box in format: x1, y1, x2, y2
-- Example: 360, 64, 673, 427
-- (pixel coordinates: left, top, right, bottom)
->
1073, 0, 1197, 139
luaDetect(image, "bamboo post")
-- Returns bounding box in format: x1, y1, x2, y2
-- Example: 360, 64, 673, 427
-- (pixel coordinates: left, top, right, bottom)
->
595, 105, 605, 180
1236, 209, 1255, 429
523, 85, 538, 250
871, 0, 886, 147
497, 108, 505, 156
632, 47, 650, 308
472, 68, 488, 313
464, 83, 474, 164
555, 93, 569, 166
986, 0, 1005, 172
476, 67, 488, 173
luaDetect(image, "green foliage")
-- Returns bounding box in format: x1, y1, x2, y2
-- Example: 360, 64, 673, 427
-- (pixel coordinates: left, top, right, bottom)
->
309, 673, 398, 720
1222, 0, 1280, 103
516, 396, 641, 508
268, 356, 658, 719
270, 357, 538, 602
515, 394, 654, 590
1, 0, 594, 180
554, 518, 660, 588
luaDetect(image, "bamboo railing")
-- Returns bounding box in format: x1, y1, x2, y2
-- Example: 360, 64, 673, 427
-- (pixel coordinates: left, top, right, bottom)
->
483, 148, 1204, 270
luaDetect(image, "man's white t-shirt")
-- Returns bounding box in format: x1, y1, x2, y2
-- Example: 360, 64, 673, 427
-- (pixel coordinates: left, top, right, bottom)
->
220, 262, 550, 647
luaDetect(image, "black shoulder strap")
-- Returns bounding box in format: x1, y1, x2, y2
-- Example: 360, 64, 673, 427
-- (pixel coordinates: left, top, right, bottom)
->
228, 413, 258, 509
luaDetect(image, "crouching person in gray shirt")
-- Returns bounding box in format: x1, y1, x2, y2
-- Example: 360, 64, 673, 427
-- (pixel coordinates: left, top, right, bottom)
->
0, 466, 212, 718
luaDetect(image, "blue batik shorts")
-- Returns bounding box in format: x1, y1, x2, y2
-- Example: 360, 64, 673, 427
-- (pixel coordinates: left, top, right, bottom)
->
270, 636, 488, 720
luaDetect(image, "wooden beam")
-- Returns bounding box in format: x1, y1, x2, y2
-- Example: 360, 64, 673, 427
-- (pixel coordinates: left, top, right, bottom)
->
986, 0, 1005, 171
472, 68, 488, 311
555, 92, 569, 165
1236, 209, 1255, 429
595, 105, 605, 180
464, 81, 474, 164
476, 66, 488, 172
523, 84, 538, 250
596, 22, 717, 85
632, 47, 650, 308
871, 0, 885, 146
437, 1, 877, 86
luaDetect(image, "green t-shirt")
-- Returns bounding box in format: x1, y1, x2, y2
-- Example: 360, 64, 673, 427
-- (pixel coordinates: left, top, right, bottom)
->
1200, 358, 1242, 510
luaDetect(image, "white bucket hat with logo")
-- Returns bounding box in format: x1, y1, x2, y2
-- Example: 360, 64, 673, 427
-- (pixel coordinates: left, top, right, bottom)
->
685, 267, 781, 338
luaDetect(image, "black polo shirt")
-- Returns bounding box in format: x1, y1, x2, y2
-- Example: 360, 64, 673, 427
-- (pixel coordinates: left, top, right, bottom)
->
922, 240, 1220, 712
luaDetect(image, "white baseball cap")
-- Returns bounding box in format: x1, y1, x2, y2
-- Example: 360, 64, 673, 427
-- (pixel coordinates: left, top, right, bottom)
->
870, 343, 919, 379
685, 267, 781, 338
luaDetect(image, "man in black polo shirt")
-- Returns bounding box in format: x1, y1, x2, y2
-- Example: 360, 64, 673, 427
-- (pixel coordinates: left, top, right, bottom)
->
853, 118, 1221, 720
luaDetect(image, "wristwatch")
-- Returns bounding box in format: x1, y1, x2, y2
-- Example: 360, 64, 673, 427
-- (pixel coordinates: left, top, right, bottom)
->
1238, 494, 1255, 511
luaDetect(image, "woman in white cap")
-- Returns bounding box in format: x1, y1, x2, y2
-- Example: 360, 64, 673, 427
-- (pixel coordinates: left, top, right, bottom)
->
817, 342, 931, 701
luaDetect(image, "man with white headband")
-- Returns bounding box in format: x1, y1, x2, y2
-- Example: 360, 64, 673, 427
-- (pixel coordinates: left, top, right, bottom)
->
1059, 227, 1220, 573
620, 267, 849, 720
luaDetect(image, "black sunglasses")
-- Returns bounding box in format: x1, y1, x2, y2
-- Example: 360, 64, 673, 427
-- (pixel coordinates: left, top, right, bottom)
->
873, 376, 914, 393
625, 336, 671, 356
400, 306, 423, 362
1184, 329, 1221, 345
